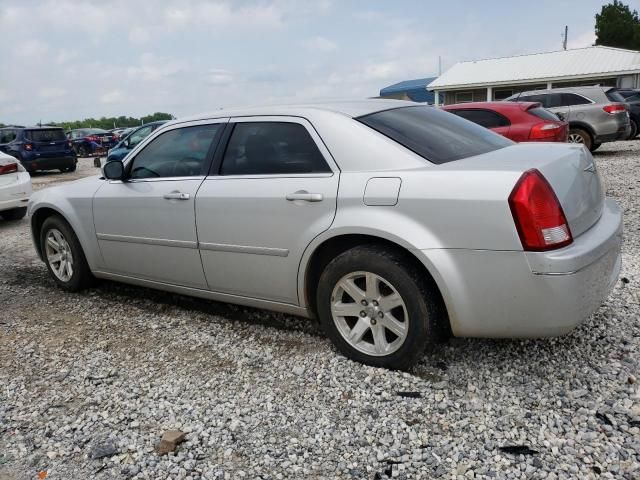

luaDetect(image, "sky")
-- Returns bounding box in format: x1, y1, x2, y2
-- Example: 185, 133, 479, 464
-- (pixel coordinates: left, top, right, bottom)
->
0, 0, 617, 125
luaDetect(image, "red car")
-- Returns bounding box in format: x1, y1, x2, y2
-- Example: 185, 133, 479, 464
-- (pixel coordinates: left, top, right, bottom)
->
442, 101, 568, 143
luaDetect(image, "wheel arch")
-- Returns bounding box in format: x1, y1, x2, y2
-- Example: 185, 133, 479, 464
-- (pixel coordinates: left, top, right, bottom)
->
568, 121, 595, 141
31, 206, 72, 261
300, 231, 452, 337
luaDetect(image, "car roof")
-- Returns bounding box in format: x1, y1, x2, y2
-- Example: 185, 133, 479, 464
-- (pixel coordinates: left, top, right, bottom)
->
170, 99, 417, 125
518, 85, 610, 96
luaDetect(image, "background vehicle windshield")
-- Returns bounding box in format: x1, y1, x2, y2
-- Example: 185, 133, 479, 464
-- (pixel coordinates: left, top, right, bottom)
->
24, 129, 66, 142
358, 106, 513, 164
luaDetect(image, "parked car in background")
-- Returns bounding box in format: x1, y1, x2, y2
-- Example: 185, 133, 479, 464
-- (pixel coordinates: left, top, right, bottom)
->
606, 88, 640, 139
67, 128, 118, 157
28, 100, 622, 369
0, 126, 77, 173
110, 127, 134, 139
443, 102, 568, 143
0, 151, 31, 220
106, 121, 167, 162
506, 86, 630, 151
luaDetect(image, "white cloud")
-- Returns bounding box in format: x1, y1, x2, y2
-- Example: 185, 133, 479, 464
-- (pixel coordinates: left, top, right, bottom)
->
568, 30, 596, 49
129, 26, 152, 45
207, 69, 234, 85
38, 87, 66, 99
100, 90, 125, 104
304, 36, 337, 53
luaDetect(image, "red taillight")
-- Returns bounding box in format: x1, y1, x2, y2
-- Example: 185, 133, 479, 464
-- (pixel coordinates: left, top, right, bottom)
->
529, 122, 561, 140
0, 163, 18, 175
508, 169, 573, 251
86, 135, 98, 142
24, 143, 33, 151
67, 141, 73, 149
603, 104, 626, 115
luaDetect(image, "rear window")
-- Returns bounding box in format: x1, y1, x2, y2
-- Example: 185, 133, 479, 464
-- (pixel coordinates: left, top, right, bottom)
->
25, 129, 66, 142
528, 107, 560, 121
357, 106, 512, 165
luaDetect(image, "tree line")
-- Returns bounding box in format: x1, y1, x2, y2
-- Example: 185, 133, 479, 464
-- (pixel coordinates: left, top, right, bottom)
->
0, 112, 174, 131
596, 1, 640, 50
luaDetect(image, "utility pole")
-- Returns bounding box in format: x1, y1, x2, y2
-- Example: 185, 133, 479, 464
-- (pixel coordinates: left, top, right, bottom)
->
562, 25, 568, 50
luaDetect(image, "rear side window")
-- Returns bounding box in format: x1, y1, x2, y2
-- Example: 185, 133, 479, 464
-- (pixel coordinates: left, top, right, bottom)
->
220, 122, 331, 175
449, 109, 510, 128
528, 107, 560, 121
358, 106, 512, 165
561, 93, 592, 106
25, 129, 66, 142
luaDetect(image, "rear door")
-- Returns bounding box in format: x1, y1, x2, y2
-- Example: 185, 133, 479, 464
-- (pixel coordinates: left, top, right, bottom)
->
93, 120, 227, 288
195, 117, 339, 304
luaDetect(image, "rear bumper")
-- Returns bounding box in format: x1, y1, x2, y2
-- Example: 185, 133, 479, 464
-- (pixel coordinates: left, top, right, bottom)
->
594, 117, 631, 143
0, 171, 31, 212
423, 198, 623, 338
21, 155, 76, 171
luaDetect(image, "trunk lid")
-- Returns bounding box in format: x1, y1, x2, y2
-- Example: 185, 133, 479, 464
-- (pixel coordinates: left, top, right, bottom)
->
447, 143, 604, 238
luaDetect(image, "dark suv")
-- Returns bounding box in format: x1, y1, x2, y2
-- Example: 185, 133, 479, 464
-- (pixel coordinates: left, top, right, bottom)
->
506, 86, 630, 151
606, 88, 640, 139
0, 126, 77, 173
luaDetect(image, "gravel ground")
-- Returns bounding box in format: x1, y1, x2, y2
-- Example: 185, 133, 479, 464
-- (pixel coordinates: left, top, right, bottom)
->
0, 144, 638, 480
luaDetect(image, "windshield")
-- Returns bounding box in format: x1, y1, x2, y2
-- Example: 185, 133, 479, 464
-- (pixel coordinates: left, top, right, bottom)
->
357, 106, 512, 164
25, 129, 66, 142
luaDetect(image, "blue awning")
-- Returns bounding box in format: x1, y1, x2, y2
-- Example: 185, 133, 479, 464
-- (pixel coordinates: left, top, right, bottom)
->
380, 77, 437, 103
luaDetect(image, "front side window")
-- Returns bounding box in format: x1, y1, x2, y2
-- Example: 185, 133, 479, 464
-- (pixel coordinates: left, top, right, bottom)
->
129, 124, 220, 179
220, 122, 331, 175
450, 109, 510, 128
358, 106, 512, 165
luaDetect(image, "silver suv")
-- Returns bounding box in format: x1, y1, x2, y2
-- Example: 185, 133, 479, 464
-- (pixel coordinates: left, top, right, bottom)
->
506, 86, 630, 151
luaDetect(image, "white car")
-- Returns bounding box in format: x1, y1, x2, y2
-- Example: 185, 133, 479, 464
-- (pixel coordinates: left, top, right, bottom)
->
0, 151, 31, 220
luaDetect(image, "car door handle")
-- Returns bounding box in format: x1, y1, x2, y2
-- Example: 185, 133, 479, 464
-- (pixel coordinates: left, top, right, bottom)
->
286, 191, 323, 202
163, 192, 190, 200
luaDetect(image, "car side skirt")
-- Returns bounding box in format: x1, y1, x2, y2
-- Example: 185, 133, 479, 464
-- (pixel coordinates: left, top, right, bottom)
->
92, 271, 312, 318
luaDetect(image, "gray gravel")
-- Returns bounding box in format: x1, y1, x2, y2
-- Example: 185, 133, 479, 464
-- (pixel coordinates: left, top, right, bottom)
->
1, 144, 639, 479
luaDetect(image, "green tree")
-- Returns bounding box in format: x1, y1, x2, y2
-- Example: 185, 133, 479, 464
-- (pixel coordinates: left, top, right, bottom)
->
43, 112, 174, 131
595, 0, 640, 50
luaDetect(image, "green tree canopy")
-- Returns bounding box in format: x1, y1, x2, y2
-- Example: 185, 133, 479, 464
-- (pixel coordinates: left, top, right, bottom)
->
595, 0, 640, 50
41, 112, 174, 131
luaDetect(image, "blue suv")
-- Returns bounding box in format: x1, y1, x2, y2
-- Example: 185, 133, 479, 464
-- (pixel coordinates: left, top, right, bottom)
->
0, 126, 77, 173
106, 121, 167, 162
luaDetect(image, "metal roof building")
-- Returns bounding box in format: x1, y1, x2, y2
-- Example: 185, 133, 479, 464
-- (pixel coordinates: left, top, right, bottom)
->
379, 77, 437, 103
428, 46, 640, 105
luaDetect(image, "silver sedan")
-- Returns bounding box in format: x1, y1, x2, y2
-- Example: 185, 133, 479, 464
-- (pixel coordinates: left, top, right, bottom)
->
28, 100, 622, 369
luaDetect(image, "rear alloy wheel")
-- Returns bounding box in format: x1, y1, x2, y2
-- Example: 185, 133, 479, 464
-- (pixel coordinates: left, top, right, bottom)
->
0, 207, 27, 221
317, 245, 442, 370
40, 215, 94, 291
568, 128, 593, 151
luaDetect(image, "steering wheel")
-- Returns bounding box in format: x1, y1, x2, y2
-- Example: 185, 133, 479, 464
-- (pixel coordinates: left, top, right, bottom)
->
172, 157, 202, 176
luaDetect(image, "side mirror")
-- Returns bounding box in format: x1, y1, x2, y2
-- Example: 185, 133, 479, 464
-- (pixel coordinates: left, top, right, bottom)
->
102, 160, 125, 181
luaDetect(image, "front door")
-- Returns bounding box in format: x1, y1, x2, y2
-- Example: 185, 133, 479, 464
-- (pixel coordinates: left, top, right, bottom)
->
195, 117, 339, 304
93, 120, 226, 288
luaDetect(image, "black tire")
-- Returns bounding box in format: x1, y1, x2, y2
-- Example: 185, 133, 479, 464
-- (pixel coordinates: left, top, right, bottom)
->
591, 142, 602, 152
0, 207, 27, 221
77, 145, 88, 157
568, 128, 593, 151
629, 119, 638, 140
316, 245, 442, 370
40, 215, 94, 291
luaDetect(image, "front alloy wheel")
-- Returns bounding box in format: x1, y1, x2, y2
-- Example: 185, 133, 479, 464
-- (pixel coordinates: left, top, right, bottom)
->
45, 228, 74, 282
331, 271, 408, 357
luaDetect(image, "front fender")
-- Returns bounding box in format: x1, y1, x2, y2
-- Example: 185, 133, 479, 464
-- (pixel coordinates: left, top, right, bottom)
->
29, 177, 104, 270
